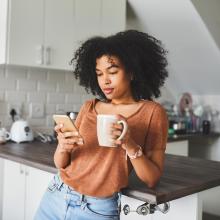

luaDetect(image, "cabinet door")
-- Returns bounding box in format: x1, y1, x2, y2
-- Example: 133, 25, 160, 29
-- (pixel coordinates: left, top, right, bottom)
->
7, 0, 44, 66
0, 158, 3, 220
166, 140, 189, 156
44, 0, 75, 70
101, 0, 126, 36
2, 160, 25, 220
75, 0, 102, 43
25, 166, 54, 220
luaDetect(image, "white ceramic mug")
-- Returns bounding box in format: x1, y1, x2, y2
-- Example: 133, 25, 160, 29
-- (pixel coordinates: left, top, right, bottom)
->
97, 114, 128, 147
0, 128, 11, 144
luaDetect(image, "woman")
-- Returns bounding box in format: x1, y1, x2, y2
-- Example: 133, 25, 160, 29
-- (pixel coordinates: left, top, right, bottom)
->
34, 30, 168, 220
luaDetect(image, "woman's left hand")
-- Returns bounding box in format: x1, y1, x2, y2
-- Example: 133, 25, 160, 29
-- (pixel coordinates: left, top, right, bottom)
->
111, 114, 136, 150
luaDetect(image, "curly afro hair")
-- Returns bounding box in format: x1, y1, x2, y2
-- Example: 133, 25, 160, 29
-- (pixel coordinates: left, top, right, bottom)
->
70, 30, 168, 101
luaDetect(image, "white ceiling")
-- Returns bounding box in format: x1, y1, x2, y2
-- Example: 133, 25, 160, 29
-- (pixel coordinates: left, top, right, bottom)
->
127, 0, 220, 98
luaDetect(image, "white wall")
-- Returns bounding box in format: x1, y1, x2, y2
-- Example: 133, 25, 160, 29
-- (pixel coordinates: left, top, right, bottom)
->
126, 0, 220, 161
191, 0, 220, 50
126, 2, 220, 216
0, 65, 93, 134
127, 0, 220, 97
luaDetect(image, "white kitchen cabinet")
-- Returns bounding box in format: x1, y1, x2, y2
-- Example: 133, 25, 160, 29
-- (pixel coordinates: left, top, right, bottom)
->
0, 0, 126, 70
75, 0, 126, 42
0, 0, 44, 67
101, 0, 126, 36
43, 0, 75, 70
2, 159, 54, 220
166, 140, 189, 156
0, 0, 74, 70
0, 158, 3, 220
75, 0, 102, 43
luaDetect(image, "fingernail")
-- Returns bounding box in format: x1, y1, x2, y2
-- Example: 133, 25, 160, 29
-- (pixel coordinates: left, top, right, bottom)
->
60, 124, 63, 127
74, 131, 79, 135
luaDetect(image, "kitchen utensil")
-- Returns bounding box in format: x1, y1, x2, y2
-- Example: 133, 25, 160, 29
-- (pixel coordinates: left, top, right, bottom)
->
10, 120, 34, 143
0, 127, 11, 144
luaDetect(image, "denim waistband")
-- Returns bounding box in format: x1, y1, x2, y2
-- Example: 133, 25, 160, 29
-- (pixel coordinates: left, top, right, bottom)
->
53, 173, 121, 204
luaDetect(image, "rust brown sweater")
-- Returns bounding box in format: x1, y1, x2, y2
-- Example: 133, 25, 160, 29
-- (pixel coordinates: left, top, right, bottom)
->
60, 99, 168, 197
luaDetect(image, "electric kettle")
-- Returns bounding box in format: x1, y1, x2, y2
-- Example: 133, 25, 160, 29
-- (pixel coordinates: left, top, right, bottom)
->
10, 120, 34, 143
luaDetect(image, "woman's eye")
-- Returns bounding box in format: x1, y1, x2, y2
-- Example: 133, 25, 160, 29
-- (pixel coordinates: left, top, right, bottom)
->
109, 71, 117, 74
96, 73, 102, 77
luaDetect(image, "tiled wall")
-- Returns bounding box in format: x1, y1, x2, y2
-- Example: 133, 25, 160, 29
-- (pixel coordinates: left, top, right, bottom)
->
0, 65, 94, 134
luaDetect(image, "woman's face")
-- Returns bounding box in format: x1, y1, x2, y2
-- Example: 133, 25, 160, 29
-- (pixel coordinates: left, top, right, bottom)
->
96, 55, 133, 102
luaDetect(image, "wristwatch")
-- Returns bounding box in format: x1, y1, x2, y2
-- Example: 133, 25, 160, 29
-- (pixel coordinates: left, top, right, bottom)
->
126, 145, 143, 160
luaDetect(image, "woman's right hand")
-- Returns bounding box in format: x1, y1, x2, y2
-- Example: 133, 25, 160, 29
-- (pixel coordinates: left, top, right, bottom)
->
54, 124, 84, 153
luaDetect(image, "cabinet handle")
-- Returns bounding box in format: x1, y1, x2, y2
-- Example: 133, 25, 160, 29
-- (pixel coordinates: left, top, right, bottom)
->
20, 164, 24, 174
36, 45, 44, 65
45, 46, 51, 65
25, 167, 29, 176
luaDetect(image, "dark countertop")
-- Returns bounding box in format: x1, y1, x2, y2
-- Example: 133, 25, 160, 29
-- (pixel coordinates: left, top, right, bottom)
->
167, 132, 220, 142
1, 141, 220, 205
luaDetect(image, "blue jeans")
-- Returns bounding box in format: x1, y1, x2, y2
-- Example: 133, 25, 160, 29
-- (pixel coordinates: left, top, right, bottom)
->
34, 174, 121, 220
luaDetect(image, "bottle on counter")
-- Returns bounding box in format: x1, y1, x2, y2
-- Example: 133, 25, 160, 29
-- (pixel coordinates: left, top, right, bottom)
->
184, 108, 192, 133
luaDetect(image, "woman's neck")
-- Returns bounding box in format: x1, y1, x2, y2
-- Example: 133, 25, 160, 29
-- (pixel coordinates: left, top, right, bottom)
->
109, 97, 137, 105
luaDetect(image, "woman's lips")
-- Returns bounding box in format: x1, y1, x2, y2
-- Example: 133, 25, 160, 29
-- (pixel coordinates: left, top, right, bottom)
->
103, 88, 114, 94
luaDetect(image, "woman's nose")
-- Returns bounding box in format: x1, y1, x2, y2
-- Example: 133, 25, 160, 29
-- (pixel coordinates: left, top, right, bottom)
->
104, 76, 111, 84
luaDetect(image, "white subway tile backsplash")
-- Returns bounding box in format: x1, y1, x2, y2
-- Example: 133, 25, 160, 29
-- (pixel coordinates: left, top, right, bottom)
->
82, 94, 96, 103
57, 83, 74, 93
4, 117, 12, 128
0, 115, 7, 127
47, 70, 66, 82
17, 79, 37, 91
28, 118, 46, 127
73, 103, 83, 112
65, 71, 75, 82
0, 102, 7, 114
1, 66, 90, 132
34, 127, 53, 135
22, 103, 29, 117
38, 81, 56, 92
45, 104, 56, 114
7, 102, 26, 119
47, 93, 65, 104
27, 92, 46, 103
5, 66, 27, 79
0, 78, 16, 90
6, 91, 26, 102
56, 104, 75, 114
0, 66, 5, 77
0, 91, 5, 101
46, 115, 54, 127
73, 83, 87, 94
27, 68, 47, 80
66, 93, 82, 104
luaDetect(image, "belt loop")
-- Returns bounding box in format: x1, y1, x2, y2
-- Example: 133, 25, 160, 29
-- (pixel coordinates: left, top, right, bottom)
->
56, 173, 64, 191
57, 182, 64, 191
117, 192, 122, 214
80, 194, 85, 203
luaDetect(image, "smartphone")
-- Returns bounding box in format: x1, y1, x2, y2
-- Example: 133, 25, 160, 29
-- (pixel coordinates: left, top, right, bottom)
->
53, 114, 80, 135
